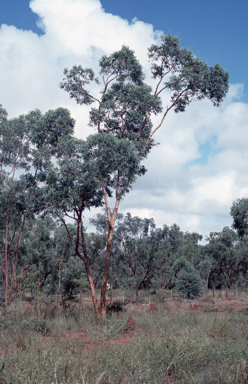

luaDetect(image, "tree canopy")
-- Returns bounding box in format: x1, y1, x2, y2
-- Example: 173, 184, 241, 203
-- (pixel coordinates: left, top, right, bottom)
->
0, 34, 230, 317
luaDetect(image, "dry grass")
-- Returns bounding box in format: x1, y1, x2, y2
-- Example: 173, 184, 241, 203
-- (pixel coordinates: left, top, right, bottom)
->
0, 290, 248, 383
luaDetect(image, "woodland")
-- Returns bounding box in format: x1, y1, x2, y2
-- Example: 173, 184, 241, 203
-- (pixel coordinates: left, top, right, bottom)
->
1, 33, 248, 384
0, 34, 233, 316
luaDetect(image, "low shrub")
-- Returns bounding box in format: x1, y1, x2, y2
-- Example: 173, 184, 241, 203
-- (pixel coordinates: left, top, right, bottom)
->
176, 270, 204, 299
106, 300, 124, 314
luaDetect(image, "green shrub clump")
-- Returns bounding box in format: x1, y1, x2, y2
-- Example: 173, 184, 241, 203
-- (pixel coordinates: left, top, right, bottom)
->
176, 270, 203, 299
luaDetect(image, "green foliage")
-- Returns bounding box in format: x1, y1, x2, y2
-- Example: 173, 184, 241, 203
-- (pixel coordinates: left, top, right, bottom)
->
204, 227, 242, 289
0, 35, 230, 314
148, 34, 229, 111
60, 257, 86, 300
230, 198, 248, 238
15, 269, 40, 294
0, 316, 50, 335
173, 257, 195, 275
176, 269, 204, 299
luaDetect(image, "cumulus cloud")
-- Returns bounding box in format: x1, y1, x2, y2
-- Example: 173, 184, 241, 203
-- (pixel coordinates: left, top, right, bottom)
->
0, 0, 247, 238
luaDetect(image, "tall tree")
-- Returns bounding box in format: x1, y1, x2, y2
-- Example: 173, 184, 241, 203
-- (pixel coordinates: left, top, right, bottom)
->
58, 34, 229, 318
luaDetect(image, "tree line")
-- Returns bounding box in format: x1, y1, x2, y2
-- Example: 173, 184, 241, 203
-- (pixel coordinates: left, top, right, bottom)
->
0, 34, 230, 318
1, 203, 248, 306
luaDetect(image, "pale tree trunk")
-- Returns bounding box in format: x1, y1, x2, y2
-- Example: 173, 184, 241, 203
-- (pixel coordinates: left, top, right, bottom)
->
84, 260, 99, 317
75, 250, 100, 318
75, 252, 99, 317
100, 226, 114, 318
77, 216, 100, 318
100, 186, 120, 319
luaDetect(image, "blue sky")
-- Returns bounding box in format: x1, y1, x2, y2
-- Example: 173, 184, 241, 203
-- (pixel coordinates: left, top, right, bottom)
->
102, 0, 248, 102
1, 0, 247, 101
0, 0, 248, 237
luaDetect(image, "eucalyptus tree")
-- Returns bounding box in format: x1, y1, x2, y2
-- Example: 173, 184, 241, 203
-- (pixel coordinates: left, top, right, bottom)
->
113, 213, 157, 297
0, 106, 41, 306
89, 211, 123, 290
230, 198, 248, 238
58, 34, 229, 318
0, 106, 75, 306
204, 227, 240, 289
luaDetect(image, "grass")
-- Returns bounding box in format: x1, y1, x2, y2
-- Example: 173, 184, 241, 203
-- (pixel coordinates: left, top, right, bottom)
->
0, 290, 248, 383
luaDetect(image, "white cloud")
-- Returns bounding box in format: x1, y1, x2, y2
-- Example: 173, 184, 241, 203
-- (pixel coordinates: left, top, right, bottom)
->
0, 0, 247, 238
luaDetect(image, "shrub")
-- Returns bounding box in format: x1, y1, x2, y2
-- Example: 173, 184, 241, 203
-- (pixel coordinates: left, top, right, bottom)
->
106, 301, 124, 314
176, 270, 203, 299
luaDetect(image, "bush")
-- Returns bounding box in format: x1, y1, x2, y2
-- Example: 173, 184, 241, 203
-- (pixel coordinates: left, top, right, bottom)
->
176, 270, 203, 299
106, 301, 124, 314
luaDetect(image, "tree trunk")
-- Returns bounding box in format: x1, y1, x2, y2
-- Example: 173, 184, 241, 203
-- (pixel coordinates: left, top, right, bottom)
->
110, 285, 113, 304
16, 263, 32, 292
100, 225, 114, 319
10, 216, 26, 297
84, 260, 99, 318
136, 287, 139, 299
58, 243, 67, 289
4, 193, 11, 307
228, 269, 233, 290
100, 188, 120, 319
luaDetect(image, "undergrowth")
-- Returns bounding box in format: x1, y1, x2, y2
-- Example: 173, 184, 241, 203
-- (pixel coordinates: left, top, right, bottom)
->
0, 293, 248, 383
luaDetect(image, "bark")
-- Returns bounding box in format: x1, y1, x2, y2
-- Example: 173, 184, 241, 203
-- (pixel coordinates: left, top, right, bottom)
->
100, 186, 120, 319
77, 215, 100, 318
4, 192, 11, 307
38, 271, 51, 288
110, 285, 113, 304
58, 243, 67, 289
16, 263, 32, 292
228, 264, 233, 290
10, 216, 26, 297
136, 287, 139, 299
58, 206, 100, 318
84, 259, 99, 317
100, 224, 115, 318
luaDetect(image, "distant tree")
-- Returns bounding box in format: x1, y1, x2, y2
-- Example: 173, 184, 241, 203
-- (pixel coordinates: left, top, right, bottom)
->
204, 227, 239, 289
114, 213, 158, 297
230, 198, 248, 238
0, 106, 75, 306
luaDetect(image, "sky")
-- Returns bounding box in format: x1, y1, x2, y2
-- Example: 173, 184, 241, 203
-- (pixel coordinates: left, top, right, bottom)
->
0, 0, 248, 239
